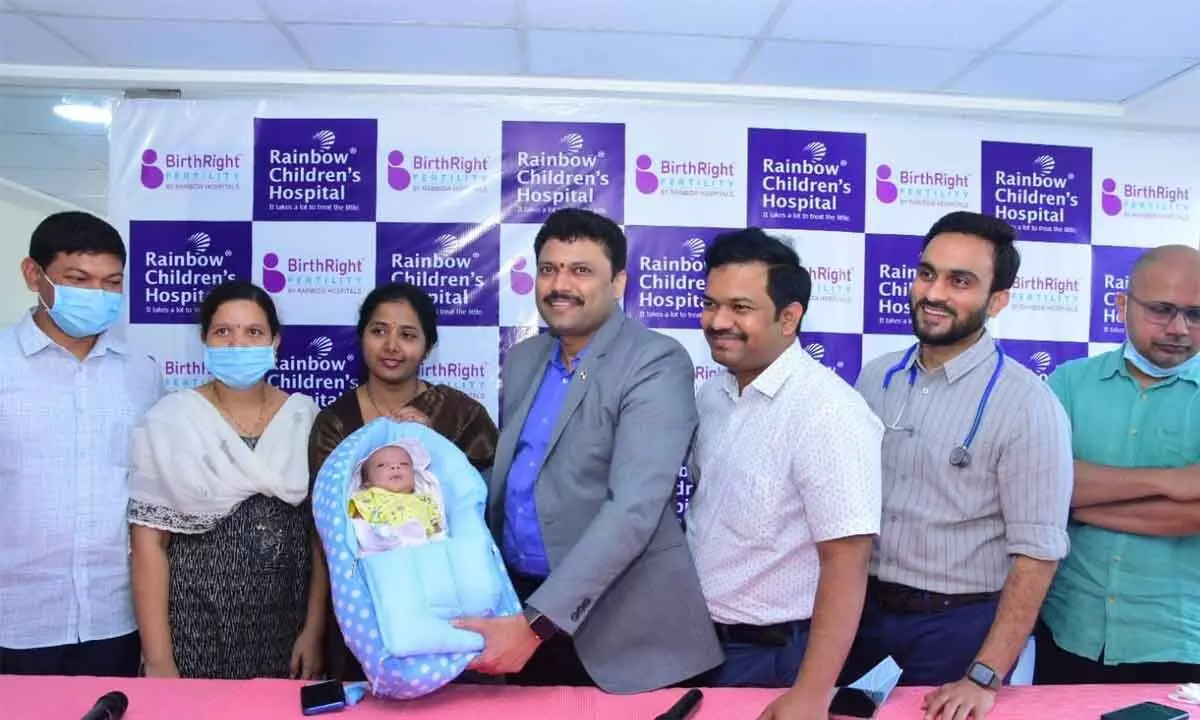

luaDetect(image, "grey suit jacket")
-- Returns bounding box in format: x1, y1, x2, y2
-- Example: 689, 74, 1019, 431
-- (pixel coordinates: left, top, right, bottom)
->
488, 308, 723, 694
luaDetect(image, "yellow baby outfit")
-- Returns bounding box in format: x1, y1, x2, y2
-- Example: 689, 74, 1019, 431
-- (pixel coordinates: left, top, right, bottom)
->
349, 486, 444, 537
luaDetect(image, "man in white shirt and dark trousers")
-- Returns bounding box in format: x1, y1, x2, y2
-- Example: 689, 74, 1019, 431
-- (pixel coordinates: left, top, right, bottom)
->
0, 211, 162, 677
685, 228, 883, 719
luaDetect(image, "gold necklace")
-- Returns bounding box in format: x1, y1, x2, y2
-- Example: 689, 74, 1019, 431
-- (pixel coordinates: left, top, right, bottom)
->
364, 380, 423, 418
207, 383, 269, 437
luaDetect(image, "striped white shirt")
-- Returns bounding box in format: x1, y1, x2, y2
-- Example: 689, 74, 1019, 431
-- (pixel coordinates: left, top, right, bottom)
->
854, 330, 1073, 594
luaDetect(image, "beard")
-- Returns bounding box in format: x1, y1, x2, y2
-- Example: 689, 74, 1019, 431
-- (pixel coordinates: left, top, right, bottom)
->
911, 299, 989, 346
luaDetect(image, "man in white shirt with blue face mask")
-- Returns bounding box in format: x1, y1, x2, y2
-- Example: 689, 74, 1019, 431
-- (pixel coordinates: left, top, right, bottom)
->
0, 211, 162, 677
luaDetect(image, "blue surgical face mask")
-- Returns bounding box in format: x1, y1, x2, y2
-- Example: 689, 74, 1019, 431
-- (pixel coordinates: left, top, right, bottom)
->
204, 345, 277, 390
1123, 338, 1200, 379
40, 275, 123, 339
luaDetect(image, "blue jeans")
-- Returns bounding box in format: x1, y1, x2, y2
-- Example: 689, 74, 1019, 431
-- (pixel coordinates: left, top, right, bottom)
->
840, 589, 999, 687
707, 622, 812, 688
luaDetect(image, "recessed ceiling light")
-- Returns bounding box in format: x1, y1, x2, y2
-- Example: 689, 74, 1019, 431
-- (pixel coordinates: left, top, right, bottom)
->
53, 102, 112, 125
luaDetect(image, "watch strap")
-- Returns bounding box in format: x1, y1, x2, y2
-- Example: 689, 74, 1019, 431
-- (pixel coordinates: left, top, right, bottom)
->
522, 606, 557, 641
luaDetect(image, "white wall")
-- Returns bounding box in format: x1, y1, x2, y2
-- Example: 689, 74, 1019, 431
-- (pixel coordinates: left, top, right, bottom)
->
0, 177, 94, 324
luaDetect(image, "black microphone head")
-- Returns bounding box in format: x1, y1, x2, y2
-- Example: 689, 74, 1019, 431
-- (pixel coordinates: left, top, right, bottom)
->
102, 691, 129, 712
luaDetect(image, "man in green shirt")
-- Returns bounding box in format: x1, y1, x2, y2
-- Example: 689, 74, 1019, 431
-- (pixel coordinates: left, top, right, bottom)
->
1037, 244, 1200, 684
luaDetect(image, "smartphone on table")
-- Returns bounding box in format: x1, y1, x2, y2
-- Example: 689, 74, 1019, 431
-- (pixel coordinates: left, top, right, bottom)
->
1101, 701, 1190, 720
301, 680, 347, 716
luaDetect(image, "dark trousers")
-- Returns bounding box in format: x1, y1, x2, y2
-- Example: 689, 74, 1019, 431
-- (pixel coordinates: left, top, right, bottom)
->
703, 620, 812, 688
0, 631, 141, 678
839, 580, 999, 687
1034, 620, 1200, 685
507, 571, 595, 687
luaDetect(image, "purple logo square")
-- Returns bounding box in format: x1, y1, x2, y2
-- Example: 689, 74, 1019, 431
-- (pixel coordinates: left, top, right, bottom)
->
253, 118, 378, 221
376, 223, 500, 327
997, 339, 1088, 380
625, 226, 731, 329
864, 234, 923, 335
266, 325, 360, 408
1090, 245, 1142, 343
501, 121, 626, 224
128, 221, 251, 324
800, 332, 863, 385
981, 141, 1092, 243
747, 128, 867, 232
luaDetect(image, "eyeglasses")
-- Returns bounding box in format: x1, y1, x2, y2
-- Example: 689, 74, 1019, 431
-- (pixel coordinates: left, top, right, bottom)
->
1128, 295, 1200, 329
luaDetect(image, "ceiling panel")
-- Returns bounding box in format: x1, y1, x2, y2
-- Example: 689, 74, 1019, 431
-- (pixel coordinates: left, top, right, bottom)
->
742, 41, 975, 92
38, 17, 308, 69
529, 30, 750, 83
525, 0, 779, 36
772, 0, 1058, 51
0, 13, 89, 64
948, 53, 1195, 102
1006, 0, 1200, 59
1, 166, 107, 199
264, 0, 517, 25
14, 0, 266, 21
292, 25, 520, 74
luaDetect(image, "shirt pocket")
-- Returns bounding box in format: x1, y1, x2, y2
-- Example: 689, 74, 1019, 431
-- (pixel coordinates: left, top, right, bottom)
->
1157, 428, 1198, 466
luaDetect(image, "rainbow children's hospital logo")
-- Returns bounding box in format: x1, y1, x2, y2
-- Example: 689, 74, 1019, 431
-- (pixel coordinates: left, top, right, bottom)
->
982, 141, 1092, 243
747, 128, 867, 233
139, 147, 243, 192
874, 163, 969, 209
501, 121, 626, 224
128, 221, 251, 324
266, 328, 360, 409
634, 152, 737, 199
624, 227, 712, 329
385, 149, 491, 194
253, 118, 378, 221
1099, 176, 1191, 222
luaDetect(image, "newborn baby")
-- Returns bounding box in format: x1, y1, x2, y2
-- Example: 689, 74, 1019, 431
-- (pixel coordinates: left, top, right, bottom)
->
349, 439, 447, 555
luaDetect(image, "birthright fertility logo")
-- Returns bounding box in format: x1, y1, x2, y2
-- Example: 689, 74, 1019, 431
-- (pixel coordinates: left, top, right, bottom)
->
253, 118, 378, 221
1089, 245, 1142, 343
501, 121, 626, 224
385, 149, 491, 194
747, 128, 867, 232
624, 227, 719, 329
127, 221, 251, 324
1099, 176, 1191, 222
266, 326, 360, 408
633, 153, 737, 198
159, 352, 208, 392
139, 147, 244, 192
874, 163, 970, 209
1009, 272, 1083, 314
982, 141, 1092, 243
863, 234, 923, 335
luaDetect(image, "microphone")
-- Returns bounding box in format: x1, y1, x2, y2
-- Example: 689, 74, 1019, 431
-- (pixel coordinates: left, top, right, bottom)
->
80, 691, 128, 720
655, 688, 703, 720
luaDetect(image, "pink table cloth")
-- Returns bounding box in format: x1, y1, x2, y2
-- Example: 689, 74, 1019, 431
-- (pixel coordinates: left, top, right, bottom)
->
2, 674, 1189, 719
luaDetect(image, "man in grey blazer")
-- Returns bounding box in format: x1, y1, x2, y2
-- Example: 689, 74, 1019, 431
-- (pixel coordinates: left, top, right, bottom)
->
453, 208, 722, 694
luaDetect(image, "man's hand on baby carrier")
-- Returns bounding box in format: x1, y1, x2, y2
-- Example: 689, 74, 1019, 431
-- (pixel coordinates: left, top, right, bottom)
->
452, 615, 542, 675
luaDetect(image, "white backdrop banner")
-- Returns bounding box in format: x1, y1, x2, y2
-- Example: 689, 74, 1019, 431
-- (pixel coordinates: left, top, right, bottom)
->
108, 95, 1200, 513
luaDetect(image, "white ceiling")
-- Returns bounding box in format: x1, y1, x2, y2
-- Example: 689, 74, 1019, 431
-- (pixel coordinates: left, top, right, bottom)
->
2, 0, 1200, 214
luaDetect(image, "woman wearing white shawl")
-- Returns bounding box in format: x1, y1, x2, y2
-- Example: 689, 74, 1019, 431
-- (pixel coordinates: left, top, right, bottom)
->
128, 281, 322, 680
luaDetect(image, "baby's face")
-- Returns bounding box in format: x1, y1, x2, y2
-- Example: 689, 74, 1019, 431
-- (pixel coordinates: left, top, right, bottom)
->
365, 446, 416, 493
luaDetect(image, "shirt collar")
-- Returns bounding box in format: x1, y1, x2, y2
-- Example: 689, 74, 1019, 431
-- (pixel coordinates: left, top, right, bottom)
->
721, 340, 804, 400
15, 308, 127, 359
1100, 344, 1200, 386
906, 328, 997, 385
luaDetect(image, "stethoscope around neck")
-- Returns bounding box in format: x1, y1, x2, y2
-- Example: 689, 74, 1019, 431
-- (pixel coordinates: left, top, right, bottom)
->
881, 341, 1005, 469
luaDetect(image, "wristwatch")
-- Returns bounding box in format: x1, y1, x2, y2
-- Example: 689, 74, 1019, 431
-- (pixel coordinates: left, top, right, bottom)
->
965, 661, 1001, 690
522, 606, 558, 642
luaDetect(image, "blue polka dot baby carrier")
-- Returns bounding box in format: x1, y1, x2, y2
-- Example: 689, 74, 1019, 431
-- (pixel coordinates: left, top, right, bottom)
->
312, 418, 521, 699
